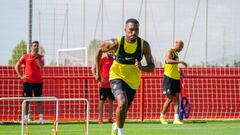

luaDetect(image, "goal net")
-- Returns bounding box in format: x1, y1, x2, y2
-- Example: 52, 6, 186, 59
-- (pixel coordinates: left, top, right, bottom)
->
1, 2, 240, 134
1, 66, 239, 122
57, 47, 88, 66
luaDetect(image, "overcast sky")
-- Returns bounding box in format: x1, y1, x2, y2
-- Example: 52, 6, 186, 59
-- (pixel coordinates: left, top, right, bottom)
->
0, 0, 240, 66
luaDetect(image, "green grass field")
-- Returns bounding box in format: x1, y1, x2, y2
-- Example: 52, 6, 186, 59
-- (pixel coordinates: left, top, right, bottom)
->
0, 120, 240, 135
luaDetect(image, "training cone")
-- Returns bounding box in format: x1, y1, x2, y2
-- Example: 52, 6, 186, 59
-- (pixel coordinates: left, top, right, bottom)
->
24, 118, 30, 135
50, 120, 57, 135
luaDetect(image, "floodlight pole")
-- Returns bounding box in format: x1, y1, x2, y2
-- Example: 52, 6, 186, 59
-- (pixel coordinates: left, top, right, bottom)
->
83, 0, 86, 46
28, 0, 33, 52
145, 0, 147, 40
173, 0, 176, 45
122, 0, 124, 35
205, 0, 208, 66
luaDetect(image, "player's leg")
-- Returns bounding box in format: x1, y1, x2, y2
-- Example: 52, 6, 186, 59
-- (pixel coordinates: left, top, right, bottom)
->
160, 75, 173, 124
115, 93, 128, 127
172, 79, 183, 124
118, 81, 136, 135
173, 93, 180, 115
98, 100, 105, 124
23, 83, 33, 123
99, 88, 107, 124
108, 100, 114, 122
33, 83, 44, 124
108, 88, 115, 123
173, 93, 183, 124
110, 79, 129, 135
162, 96, 173, 115
110, 79, 136, 135
160, 96, 173, 124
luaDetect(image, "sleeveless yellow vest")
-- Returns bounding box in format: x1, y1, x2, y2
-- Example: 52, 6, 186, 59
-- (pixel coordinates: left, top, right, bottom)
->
164, 50, 180, 80
109, 37, 144, 89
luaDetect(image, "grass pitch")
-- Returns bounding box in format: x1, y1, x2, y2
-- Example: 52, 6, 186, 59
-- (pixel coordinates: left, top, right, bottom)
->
0, 120, 239, 135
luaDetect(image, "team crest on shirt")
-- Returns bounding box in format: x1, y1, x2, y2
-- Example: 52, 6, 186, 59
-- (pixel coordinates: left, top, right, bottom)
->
113, 84, 117, 89
167, 89, 170, 93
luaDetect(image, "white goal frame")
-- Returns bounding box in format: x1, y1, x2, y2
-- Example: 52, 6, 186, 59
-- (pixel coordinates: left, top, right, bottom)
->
21, 98, 89, 135
0, 97, 89, 135
56, 47, 88, 66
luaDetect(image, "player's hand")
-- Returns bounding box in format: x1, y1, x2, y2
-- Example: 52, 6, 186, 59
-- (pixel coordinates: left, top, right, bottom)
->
95, 73, 101, 82
180, 69, 184, 76
181, 61, 188, 67
135, 59, 142, 70
101, 79, 106, 83
20, 75, 29, 80
98, 79, 106, 85
34, 54, 39, 60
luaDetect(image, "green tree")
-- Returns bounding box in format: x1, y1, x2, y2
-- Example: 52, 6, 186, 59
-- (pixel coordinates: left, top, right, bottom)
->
8, 40, 46, 65
87, 39, 101, 66
63, 59, 72, 66
233, 60, 240, 67
49, 60, 57, 66
8, 40, 27, 65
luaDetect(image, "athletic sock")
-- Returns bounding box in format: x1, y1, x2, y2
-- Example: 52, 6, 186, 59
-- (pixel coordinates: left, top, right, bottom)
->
118, 128, 125, 135
174, 114, 179, 120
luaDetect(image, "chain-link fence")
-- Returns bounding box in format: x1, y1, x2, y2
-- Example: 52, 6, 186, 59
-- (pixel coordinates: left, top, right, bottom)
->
1, 0, 240, 66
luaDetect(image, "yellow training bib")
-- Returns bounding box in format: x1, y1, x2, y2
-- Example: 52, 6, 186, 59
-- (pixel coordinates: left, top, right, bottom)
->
109, 37, 144, 89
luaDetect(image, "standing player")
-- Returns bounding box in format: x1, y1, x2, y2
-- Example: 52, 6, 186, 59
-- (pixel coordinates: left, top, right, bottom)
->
92, 50, 115, 124
15, 41, 45, 124
95, 18, 155, 135
160, 40, 187, 124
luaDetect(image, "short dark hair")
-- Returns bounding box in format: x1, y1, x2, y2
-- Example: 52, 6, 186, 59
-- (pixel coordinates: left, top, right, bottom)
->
125, 18, 139, 25
179, 40, 184, 46
31, 41, 39, 45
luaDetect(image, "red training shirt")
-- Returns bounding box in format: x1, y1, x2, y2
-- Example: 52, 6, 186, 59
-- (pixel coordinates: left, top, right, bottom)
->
99, 56, 114, 88
18, 53, 44, 83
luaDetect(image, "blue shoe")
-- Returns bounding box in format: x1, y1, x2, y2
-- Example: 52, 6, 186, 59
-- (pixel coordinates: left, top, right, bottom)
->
39, 118, 45, 124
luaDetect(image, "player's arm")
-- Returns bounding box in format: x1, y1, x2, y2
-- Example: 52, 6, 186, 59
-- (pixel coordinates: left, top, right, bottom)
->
91, 65, 96, 77
15, 58, 29, 80
95, 38, 118, 81
35, 55, 44, 68
165, 49, 187, 67
135, 41, 155, 72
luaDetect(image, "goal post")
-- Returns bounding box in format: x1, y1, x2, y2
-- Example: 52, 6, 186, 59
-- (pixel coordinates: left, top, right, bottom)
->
20, 98, 89, 135
21, 97, 59, 135
58, 98, 89, 135
0, 97, 58, 123
57, 47, 88, 66
0, 97, 89, 135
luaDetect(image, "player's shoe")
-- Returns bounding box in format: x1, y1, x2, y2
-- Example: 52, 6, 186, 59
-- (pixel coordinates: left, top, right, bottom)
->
173, 119, 183, 124
39, 118, 45, 124
160, 117, 168, 124
98, 118, 103, 124
111, 122, 118, 135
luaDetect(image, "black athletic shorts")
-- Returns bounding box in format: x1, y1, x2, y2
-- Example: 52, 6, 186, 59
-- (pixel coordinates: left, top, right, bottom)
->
99, 88, 115, 101
163, 75, 180, 96
110, 79, 136, 106
23, 82, 43, 97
